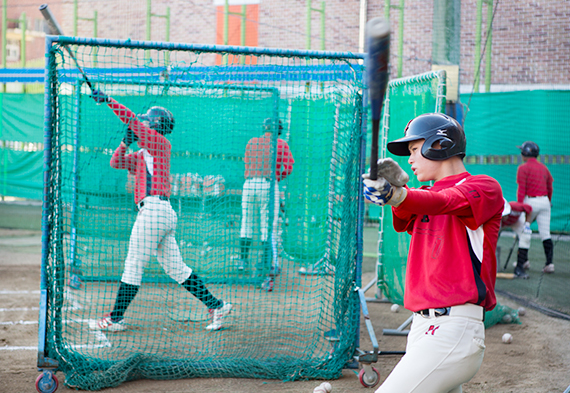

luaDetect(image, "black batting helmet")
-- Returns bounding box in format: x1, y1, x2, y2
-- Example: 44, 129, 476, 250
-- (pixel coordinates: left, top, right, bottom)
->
138, 106, 174, 135
263, 118, 283, 135
518, 141, 539, 157
387, 113, 466, 161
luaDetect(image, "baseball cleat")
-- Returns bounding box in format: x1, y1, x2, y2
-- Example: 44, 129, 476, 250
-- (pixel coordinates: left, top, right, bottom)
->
261, 277, 274, 292
236, 258, 248, 271
513, 267, 529, 279
89, 314, 126, 332
522, 260, 530, 270
206, 301, 233, 331
269, 265, 281, 277
542, 264, 555, 274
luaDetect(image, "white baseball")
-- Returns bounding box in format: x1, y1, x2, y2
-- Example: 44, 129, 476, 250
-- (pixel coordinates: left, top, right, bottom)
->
502, 333, 513, 344
502, 313, 512, 324
390, 304, 400, 313
320, 382, 332, 392
518, 307, 526, 317
313, 386, 327, 393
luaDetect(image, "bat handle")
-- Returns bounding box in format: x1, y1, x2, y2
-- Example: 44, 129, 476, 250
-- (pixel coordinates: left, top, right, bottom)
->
369, 119, 380, 181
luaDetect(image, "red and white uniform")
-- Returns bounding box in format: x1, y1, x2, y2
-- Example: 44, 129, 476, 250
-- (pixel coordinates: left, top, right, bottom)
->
108, 99, 191, 286
376, 172, 503, 393
517, 157, 553, 241
240, 133, 294, 243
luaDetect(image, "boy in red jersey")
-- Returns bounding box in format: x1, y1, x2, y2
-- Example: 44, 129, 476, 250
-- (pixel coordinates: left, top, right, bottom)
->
237, 118, 294, 281
516, 141, 554, 273
363, 113, 503, 393
87, 90, 232, 332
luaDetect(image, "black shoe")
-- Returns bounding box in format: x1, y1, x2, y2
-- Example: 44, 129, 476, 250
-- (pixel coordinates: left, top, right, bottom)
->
514, 266, 529, 279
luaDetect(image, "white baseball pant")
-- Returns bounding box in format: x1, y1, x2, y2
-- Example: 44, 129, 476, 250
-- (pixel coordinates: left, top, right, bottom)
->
240, 178, 280, 243
376, 304, 485, 393
524, 195, 551, 240
508, 213, 531, 249
122, 196, 192, 286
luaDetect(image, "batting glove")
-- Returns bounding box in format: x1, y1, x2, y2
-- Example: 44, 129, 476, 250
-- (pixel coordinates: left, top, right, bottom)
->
122, 127, 139, 147
362, 175, 407, 207
90, 89, 110, 103
374, 157, 409, 187
523, 222, 532, 235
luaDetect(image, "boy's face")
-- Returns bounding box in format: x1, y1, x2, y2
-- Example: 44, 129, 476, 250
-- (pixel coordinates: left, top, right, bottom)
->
407, 139, 441, 182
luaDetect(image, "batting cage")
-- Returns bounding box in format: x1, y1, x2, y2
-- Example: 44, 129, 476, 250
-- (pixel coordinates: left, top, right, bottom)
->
38, 36, 369, 389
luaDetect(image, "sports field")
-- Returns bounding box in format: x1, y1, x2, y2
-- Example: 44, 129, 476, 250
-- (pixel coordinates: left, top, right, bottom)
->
1, 201, 570, 392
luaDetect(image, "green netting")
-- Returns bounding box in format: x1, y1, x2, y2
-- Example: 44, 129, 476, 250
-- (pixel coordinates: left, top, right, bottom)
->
374, 71, 446, 305
41, 37, 365, 389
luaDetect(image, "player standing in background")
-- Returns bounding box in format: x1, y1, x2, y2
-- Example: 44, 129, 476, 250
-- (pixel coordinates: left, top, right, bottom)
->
237, 118, 294, 280
501, 199, 533, 279
363, 113, 503, 393
516, 141, 555, 274
87, 90, 232, 332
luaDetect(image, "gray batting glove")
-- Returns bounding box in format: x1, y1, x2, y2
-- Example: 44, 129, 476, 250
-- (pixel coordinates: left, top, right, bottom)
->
373, 157, 409, 187
362, 175, 407, 207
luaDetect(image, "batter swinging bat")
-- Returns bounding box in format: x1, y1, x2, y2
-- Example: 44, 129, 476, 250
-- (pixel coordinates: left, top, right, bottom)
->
39, 3, 95, 93
366, 17, 390, 181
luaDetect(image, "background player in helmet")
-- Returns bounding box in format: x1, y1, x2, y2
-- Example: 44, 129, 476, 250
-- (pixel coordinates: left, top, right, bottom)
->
363, 113, 503, 393
516, 141, 554, 273
88, 90, 232, 332
237, 118, 294, 284
501, 198, 533, 279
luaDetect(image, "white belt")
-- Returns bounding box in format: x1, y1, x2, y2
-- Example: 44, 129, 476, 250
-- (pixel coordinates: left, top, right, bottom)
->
416, 304, 484, 321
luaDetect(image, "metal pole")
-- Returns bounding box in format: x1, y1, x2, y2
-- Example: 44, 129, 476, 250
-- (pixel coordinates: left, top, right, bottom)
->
2, 0, 6, 69
306, 0, 311, 49
385, 0, 390, 20
320, 1, 325, 50
240, 5, 246, 64
146, 0, 151, 41
223, 0, 229, 64
73, 0, 78, 36
484, 0, 493, 92
473, 0, 482, 93
398, 0, 404, 77
20, 12, 26, 68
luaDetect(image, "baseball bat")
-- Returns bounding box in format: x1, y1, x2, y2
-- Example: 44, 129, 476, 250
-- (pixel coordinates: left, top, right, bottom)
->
365, 17, 390, 181
39, 3, 95, 93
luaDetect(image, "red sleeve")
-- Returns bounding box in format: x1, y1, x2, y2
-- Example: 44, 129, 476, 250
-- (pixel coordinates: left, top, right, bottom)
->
516, 165, 528, 203
110, 144, 136, 171
107, 98, 167, 151
277, 140, 294, 179
395, 176, 503, 230
509, 201, 532, 215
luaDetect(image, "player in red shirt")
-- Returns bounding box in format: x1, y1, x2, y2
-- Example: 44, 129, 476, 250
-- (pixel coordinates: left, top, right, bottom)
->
237, 118, 294, 286
501, 199, 533, 278
363, 113, 503, 392
516, 141, 555, 273
87, 90, 232, 332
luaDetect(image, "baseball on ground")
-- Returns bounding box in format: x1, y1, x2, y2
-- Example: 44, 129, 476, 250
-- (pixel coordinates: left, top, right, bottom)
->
502, 333, 513, 344
313, 386, 326, 393
518, 307, 526, 316
321, 382, 332, 392
390, 304, 400, 313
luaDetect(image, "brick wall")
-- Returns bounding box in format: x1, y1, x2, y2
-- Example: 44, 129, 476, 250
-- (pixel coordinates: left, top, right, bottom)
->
2, 0, 569, 87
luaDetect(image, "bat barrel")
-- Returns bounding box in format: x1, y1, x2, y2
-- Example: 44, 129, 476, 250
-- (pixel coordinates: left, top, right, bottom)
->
39, 4, 65, 36
366, 18, 390, 121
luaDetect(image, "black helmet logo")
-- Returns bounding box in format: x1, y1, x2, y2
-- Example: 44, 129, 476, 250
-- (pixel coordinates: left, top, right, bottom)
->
387, 113, 466, 161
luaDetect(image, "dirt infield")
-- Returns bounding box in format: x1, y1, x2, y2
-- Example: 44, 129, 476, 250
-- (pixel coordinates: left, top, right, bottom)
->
1, 228, 570, 392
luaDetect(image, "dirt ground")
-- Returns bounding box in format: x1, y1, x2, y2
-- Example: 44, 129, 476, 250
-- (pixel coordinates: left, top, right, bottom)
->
1, 228, 570, 393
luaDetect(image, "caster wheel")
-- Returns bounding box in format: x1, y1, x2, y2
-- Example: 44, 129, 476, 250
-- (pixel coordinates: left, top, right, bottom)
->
36, 370, 59, 393
359, 367, 380, 388
261, 277, 274, 292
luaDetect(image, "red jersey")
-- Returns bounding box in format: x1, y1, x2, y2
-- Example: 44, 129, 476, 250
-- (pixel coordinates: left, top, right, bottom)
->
516, 158, 553, 202
392, 172, 503, 312
502, 202, 532, 227
108, 99, 171, 204
244, 132, 294, 181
